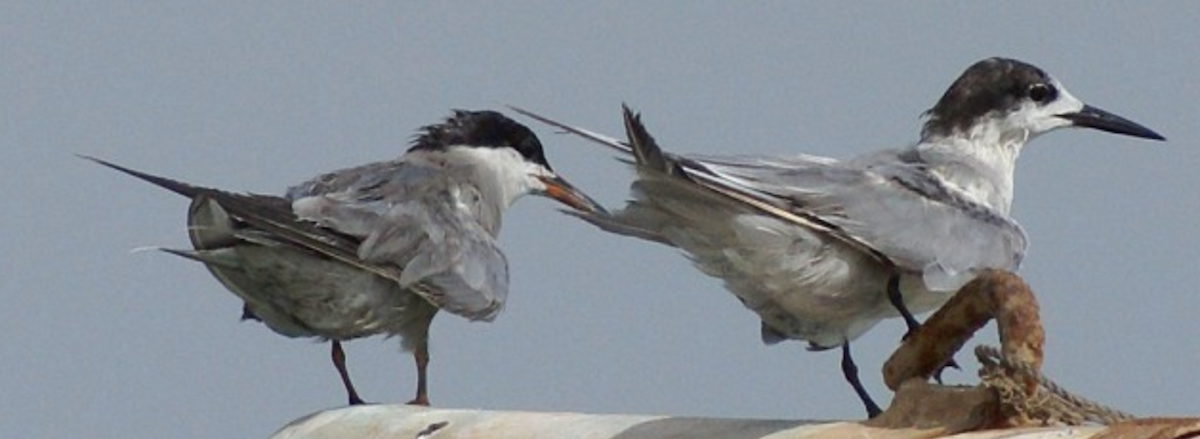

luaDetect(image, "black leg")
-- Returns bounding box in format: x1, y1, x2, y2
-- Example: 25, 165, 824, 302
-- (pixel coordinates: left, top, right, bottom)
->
887, 275, 921, 335
841, 342, 882, 418
887, 275, 959, 383
331, 341, 366, 405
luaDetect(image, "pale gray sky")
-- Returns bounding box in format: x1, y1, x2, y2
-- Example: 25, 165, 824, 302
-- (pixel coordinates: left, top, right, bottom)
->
3, 2, 1198, 438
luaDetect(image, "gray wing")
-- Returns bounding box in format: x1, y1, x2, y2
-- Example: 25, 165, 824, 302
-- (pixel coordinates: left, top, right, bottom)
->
287, 159, 509, 321
508, 107, 1026, 292
81, 156, 408, 334
79, 155, 379, 279
678, 153, 1027, 291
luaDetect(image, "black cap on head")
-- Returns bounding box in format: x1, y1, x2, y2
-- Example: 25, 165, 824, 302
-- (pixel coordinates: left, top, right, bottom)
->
410, 110, 552, 170
921, 58, 1054, 139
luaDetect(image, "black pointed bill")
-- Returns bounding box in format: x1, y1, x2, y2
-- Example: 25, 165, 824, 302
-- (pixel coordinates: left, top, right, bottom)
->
537, 175, 608, 214
1058, 105, 1165, 140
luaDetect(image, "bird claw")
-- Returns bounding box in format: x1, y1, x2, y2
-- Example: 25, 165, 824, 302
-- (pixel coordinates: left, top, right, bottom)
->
931, 357, 962, 384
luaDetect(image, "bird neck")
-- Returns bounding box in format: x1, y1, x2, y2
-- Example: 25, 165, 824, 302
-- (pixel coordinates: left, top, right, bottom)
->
433, 183, 496, 238
441, 146, 538, 237
916, 128, 1028, 215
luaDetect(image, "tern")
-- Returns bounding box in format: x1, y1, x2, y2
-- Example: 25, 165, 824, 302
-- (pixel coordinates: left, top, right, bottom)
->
84, 110, 604, 406
514, 57, 1164, 417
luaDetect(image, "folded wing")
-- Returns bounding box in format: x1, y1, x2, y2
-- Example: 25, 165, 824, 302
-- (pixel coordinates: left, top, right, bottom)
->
83, 155, 508, 322
288, 160, 509, 321
674, 152, 1027, 291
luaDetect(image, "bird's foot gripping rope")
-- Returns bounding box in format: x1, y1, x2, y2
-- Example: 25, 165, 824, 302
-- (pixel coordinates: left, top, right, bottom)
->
876, 269, 1136, 429
887, 274, 961, 384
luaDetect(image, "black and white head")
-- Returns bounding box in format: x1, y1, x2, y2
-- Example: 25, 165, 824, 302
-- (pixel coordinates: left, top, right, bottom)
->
409, 110, 605, 212
921, 57, 1164, 143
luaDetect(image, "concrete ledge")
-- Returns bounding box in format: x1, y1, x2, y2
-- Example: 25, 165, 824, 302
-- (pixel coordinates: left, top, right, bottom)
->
271, 272, 1200, 439
270, 405, 1200, 439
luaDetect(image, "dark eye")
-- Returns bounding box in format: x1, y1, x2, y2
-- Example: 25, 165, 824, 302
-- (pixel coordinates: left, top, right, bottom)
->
1028, 83, 1056, 103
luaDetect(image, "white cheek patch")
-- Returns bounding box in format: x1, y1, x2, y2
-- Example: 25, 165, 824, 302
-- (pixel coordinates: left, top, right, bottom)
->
443, 145, 548, 209
1031, 81, 1085, 133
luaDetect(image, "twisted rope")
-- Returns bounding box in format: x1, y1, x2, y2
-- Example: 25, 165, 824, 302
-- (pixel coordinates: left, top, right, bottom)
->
975, 345, 1135, 425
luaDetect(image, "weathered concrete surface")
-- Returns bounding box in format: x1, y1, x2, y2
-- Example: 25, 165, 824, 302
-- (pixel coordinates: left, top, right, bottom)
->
270, 271, 1198, 439
269, 405, 1200, 439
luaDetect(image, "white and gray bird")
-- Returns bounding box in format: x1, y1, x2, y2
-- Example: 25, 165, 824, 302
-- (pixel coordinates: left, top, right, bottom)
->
514, 57, 1164, 416
85, 110, 604, 406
